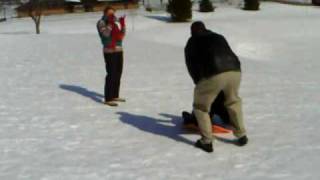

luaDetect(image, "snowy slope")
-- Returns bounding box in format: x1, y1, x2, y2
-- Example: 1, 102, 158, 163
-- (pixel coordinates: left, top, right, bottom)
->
0, 2, 320, 180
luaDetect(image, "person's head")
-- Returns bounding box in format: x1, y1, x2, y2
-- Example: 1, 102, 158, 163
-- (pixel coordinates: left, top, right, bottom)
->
191, 21, 206, 36
104, 6, 115, 17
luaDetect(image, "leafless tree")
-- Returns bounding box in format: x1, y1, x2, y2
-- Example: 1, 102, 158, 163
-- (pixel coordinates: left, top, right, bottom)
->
21, 0, 45, 34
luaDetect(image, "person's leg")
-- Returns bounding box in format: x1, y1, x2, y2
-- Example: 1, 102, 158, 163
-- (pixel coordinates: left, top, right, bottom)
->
104, 53, 118, 102
182, 111, 198, 125
222, 72, 246, 138
114, 52, 124, 99
193, 76, 224, 144
104, 53, 111, 102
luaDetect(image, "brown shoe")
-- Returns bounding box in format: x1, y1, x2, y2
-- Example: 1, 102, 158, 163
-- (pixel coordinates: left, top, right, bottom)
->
112, 98, 126, 102
104, 101, 118, 107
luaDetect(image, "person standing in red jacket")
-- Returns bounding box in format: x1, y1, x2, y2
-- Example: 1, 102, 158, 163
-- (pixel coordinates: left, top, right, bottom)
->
97, 6, 126, 106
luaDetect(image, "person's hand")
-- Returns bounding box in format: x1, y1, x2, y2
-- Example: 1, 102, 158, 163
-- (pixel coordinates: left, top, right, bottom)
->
108, 14, 116, 25
119, 16, 126, 28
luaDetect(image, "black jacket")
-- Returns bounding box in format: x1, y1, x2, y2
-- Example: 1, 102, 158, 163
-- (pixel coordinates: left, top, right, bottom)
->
185, 30, 241, 84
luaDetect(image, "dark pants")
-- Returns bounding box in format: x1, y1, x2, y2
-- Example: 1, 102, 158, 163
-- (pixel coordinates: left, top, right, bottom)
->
104, 52, 123, 102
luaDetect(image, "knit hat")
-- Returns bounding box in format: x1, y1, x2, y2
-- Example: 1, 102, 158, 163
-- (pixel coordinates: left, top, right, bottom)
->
191, 21, 206, 36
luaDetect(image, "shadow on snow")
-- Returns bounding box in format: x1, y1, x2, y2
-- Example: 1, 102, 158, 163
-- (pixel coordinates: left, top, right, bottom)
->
59, 84, 104, 104
117, 112, 195, 146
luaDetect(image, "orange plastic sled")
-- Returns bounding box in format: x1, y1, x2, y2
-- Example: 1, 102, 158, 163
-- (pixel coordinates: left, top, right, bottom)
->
183, 124, 232, 134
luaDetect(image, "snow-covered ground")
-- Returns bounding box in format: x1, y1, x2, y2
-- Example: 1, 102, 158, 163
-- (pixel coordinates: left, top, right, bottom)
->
0, 2, 320, 180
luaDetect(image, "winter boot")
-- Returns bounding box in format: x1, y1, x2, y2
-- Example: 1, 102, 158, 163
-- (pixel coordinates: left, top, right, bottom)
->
112, 98, 126, 102
195, 140, 213, 153
104, 101, 118, 107
237, 135, 248, 146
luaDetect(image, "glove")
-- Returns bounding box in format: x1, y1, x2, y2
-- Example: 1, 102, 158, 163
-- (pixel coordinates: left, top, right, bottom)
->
119, 16, 126, 28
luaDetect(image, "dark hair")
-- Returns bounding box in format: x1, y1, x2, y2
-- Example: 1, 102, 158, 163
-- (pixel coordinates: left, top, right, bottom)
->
104, 6, 115, 14
191, 21, 206, 36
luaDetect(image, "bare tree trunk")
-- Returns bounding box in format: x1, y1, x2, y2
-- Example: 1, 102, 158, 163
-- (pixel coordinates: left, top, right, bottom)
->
31, 15, 41, 34
27, 0, 43, 34
36, 16, 41, 34
35, 21, 40, 34
3, 7, 6, 20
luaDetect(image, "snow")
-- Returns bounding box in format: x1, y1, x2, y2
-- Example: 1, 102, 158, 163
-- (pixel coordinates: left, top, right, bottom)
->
0, 2, 320, 180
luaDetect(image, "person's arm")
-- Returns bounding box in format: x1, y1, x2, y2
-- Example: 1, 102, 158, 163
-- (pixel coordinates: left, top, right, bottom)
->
219, 34, 241, 69
185, 39, 200, 84
119, 16, 126, 35
220, 35, 239, 59
98, 20, 112, 37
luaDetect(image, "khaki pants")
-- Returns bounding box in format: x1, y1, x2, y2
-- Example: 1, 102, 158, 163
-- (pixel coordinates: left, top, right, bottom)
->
193, 71, 246, 143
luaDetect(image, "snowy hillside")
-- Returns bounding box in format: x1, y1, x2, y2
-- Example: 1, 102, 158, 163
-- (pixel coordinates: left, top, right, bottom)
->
0, 2, 320, 180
